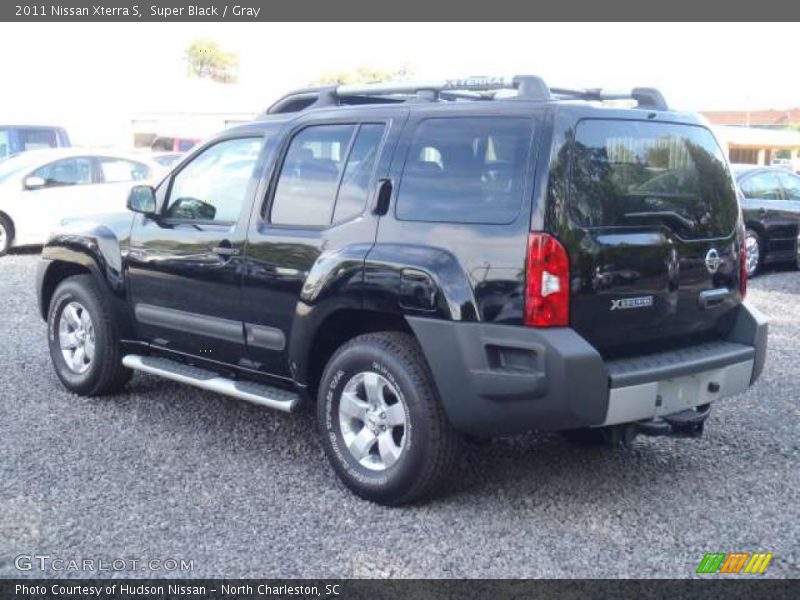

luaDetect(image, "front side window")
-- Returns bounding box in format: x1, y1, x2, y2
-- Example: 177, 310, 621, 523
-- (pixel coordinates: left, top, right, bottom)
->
98, 158, 151, 183
778, 172, 800, 201
165, 137, 262, 222
271, 123, 386, 227
740, 172, 783, 200
31, 158, 93, 188
396, 117, 532, 224
570, 120, 738, 240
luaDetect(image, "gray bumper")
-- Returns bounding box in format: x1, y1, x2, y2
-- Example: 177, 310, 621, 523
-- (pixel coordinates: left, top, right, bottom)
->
406, 301, 768, 436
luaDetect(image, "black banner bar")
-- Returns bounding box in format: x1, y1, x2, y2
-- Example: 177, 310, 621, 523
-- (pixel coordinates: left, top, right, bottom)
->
2, 0, 800, 21
1, 580, 799, 600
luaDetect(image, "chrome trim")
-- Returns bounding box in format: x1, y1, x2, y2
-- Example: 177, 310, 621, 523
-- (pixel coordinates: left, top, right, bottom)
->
122, 354, 299, 413
602, 359, 754, 426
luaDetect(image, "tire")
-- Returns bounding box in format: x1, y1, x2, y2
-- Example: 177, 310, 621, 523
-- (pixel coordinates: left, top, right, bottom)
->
0, 214, 13, 257
744, 229, 762, 278
47, 274, 132, 396
317, 332, 461, 505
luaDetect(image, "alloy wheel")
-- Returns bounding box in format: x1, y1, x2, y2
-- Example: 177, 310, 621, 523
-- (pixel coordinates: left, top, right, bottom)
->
58, 302, 96, 374
338, 371, 408, 471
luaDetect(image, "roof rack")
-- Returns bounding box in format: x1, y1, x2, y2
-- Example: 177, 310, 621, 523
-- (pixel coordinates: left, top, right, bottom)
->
264, 75, 668, 115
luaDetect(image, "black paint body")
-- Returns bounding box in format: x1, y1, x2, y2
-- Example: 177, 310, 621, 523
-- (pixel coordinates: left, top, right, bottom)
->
37, 99, 756, 434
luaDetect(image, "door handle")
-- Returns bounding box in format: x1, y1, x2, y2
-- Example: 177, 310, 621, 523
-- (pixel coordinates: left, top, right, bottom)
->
374, 178, 392, 216
211, 244, 240, 257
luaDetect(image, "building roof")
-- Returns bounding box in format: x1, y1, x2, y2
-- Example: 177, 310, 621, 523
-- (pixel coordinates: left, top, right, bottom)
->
714, 125, 800, 149
702, 109, 800, 127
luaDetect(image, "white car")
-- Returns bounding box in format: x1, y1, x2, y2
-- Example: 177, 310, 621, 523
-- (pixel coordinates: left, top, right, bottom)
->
0, 148, 162, 255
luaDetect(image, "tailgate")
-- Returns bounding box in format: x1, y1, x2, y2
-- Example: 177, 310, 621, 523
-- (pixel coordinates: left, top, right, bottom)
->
561, 118, 743, 356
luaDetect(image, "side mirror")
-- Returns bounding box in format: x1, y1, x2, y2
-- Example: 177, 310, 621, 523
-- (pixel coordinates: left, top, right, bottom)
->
23, 176, 46, 191
127, 185, 157, 215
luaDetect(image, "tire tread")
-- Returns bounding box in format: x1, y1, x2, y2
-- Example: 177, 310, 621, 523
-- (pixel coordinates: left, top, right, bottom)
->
322, 331, 461, 505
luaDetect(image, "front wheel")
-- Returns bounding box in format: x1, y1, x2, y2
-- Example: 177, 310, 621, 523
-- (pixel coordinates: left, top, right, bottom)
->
317, 332, 461, 505
47, 275, 132, 396
0, 214, 13, 257
745, 229, 762, 278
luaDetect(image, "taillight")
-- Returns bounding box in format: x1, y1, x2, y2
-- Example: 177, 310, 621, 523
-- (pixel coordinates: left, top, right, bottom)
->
525, 233, 570, 327
740, 240, 747, 299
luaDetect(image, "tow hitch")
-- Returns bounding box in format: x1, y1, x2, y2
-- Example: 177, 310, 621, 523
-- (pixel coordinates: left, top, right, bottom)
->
636, 404, 712, 439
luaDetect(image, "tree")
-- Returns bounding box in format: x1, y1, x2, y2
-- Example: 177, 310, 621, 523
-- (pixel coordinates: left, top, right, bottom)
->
184, 39, 238, 83
312, 65, 412, 86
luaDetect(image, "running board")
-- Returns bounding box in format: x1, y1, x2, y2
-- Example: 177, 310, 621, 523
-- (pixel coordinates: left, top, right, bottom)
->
122, 354, 300, 413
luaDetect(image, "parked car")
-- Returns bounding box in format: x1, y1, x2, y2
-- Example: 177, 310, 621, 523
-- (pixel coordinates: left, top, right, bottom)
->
151, 152, 185, 168
0, 125, 70, 160
36, 76, 766, 505
731, 163, 800, 276
0, 148, 161, 255
151, 136, 199, 152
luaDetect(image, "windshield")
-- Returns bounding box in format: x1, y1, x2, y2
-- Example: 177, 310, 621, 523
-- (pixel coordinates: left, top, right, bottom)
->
569, 120, 739, 240
0, 129, 9, 160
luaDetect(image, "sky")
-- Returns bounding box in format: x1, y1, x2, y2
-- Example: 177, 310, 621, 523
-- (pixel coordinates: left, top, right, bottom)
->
1, 22, 798, 141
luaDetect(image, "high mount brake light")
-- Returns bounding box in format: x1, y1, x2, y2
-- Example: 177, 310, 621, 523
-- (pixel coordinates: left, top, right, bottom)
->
525, 233, 570, 327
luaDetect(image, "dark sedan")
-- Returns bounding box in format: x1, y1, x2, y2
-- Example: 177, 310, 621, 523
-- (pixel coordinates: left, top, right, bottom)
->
732, 164, 800, 277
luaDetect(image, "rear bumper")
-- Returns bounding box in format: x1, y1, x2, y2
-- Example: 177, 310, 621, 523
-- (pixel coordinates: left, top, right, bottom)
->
406, 301, 767, 436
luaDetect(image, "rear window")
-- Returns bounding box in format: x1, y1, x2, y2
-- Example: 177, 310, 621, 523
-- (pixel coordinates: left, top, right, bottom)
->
396, 117, 532, 224
569, 120, 738, 240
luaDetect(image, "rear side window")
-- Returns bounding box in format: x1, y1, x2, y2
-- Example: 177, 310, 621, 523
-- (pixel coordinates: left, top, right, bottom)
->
570, 120, 738, 239
396, 117, 532, 224
97, 158, 151, 183
271, 123, 385, 227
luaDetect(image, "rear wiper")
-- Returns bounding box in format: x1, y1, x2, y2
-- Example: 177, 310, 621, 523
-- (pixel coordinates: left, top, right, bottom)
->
623, 211, 696, 229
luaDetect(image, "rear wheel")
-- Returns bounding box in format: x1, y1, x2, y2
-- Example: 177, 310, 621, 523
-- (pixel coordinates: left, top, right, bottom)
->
0, 215, 13, 257
47, 275, 132, 396
317, 332, 461, 505
745, 229, 762, 278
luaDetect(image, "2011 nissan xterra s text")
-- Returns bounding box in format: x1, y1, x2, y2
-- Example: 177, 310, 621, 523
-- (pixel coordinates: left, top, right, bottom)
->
36, 75, 767, 505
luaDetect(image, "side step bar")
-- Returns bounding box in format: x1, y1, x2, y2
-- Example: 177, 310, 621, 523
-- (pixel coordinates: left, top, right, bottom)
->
122, 354, 300, 413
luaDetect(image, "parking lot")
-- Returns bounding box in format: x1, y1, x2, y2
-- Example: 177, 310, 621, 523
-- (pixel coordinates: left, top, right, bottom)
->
0, 250, 797, 579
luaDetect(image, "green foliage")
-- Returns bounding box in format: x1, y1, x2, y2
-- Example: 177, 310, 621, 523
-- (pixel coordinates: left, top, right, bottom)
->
312, 65, 413, 85
184, 39, 239, 83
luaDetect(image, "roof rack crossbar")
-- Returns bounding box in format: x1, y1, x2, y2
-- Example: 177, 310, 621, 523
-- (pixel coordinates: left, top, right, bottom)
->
265, 76, 667, 114
550, 86, 668, 110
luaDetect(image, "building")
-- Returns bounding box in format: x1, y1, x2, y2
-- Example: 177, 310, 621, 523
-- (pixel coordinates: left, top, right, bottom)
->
702, 109, 800, 129
713, 125, 800, 169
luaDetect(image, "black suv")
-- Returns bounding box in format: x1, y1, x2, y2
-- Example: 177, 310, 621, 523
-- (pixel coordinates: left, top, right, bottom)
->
36, 76, 767, 505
